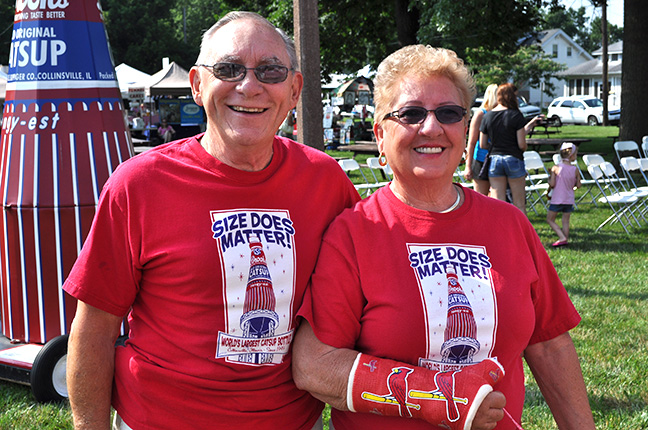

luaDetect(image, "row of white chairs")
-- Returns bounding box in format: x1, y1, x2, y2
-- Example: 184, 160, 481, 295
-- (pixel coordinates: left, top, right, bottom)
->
583, 150, 648, 234
341, 148, 648, 234
522, 149, 647, 224
338, 158, 392, 197
340, 157, 479, 198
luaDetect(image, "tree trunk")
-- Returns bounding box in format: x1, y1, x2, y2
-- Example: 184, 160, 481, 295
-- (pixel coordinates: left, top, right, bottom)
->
620, 0, 648, 142
293, 0, 324, 150
394, 0, 420, 47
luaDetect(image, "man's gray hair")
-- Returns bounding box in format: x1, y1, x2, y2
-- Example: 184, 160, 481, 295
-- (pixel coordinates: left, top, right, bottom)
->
196, 11, 298, 70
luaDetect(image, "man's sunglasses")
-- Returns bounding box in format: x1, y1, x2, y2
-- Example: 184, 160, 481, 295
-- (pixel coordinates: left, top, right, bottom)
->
196, 62, 294, 84
384, 105, 467, 125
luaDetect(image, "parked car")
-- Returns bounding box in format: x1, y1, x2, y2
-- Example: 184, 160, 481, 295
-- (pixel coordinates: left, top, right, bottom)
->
547, 96, 620, 126
517, 96, 542, 120
471, 96, 541, 121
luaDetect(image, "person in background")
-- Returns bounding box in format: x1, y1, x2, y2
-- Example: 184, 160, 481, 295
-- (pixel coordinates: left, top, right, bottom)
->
157, 118, 176, 143
547, 142, 581, 247
478, 83, 529, 213
64, 11, 359, 430
279, 108, 296, 139
464, 83, 498, 195
292, 45, 595, 430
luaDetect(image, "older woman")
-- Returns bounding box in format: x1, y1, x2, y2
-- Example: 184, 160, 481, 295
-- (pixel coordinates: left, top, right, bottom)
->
292, 46, 595, 430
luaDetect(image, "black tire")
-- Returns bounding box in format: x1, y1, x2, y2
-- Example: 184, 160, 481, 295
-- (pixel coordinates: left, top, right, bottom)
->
551, 116, 562, 127
30, 335, 69, 403
587, 116, 599, 126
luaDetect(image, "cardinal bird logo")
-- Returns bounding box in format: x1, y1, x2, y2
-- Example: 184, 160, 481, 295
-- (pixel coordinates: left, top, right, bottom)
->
361, 366, 420, 417
409, 370, 468, 423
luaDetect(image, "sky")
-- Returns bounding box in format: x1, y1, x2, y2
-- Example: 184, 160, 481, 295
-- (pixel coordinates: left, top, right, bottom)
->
559, 0, 624, 28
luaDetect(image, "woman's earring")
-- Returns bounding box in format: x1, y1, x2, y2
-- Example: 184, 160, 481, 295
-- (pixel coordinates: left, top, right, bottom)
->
378, 152, 388, 167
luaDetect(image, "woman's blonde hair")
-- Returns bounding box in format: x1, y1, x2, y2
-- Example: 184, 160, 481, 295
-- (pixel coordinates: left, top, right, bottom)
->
373, 45, 476, 124
481, 84, 498, 111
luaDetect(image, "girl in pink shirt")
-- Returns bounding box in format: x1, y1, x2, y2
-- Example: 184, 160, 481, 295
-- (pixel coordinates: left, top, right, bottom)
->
547, 142, 582, 247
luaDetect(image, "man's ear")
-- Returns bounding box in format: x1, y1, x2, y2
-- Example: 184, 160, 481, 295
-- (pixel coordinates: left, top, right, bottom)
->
189, 67, 203, 106
290, 71, 304, 107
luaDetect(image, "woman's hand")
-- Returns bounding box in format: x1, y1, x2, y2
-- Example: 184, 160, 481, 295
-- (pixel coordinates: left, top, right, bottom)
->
470, 391, 506, 430
464, 161, 474, 181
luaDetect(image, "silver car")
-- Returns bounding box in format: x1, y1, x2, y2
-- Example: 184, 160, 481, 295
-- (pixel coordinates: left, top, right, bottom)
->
471, 96, 541, 121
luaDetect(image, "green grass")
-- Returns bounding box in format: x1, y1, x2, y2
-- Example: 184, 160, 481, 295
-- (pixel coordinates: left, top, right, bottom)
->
0, 382, 72, 429
1, 125, 646, 429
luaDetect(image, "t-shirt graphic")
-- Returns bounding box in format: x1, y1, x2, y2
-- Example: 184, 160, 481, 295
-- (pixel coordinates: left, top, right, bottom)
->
408, 243, 497, 372
212, 209, 296, 366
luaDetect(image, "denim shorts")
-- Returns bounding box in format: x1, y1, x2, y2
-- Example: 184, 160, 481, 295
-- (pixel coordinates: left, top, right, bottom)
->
548, 203, 575, 213
489, 154, 526, 179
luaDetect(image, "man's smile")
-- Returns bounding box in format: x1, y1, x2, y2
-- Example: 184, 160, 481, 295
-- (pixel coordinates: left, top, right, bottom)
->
230, 106, 267, 113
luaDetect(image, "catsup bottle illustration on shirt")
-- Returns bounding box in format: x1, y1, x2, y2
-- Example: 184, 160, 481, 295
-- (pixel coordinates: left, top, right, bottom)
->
239, 235, 279, 364
441, 265, 480, 363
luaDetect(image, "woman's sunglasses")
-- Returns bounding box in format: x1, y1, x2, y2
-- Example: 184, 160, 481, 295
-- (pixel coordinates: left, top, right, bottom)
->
384, 105, 467, 125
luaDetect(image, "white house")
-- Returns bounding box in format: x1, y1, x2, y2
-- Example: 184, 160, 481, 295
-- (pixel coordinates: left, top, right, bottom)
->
557, 41, 623, 109
521, 29, 594, 108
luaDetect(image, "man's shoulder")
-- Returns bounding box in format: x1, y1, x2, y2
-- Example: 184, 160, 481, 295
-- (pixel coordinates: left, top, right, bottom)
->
110, 136, 197, 181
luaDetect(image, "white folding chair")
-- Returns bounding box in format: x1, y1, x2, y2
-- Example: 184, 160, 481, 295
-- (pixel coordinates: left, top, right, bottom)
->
620, 157, 648, 192
599, 162, 648, 225
614, 140, 642, 161
601, 162, 648, 195
587, 164, 644, 234
583, 154, 626, 189
641, 136, 648, 158
523, 153, 550, 213
365, 157, 391, 188
382, 163, 393, 178
583, 154, 605, 167
338, 158, 382, 196
640, 158, 648, 179
524, 151, 550, 182
614, 141, 642, 182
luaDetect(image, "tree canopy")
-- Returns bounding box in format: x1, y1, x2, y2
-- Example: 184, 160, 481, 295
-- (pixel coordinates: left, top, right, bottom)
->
0, 0, 623, 99
540, 3, 623, 53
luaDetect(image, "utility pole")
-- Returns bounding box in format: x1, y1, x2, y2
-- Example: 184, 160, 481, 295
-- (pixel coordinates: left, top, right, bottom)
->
293, 0, 324, 150
599, 0, 609, 126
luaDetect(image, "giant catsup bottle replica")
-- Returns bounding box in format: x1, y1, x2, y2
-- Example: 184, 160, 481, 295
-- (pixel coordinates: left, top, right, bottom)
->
0, 0, 133, 344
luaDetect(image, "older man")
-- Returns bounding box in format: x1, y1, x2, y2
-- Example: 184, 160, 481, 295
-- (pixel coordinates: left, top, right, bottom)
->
64, 11, 359, 430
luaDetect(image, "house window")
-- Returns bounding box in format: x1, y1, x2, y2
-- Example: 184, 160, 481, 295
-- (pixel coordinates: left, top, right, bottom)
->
611, 53, 619, 61
576, 79, 582, 95
568, 80, 575, 96
552, 44, 558, 58
584, 79, 590, 95
567, 47, 572, 57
